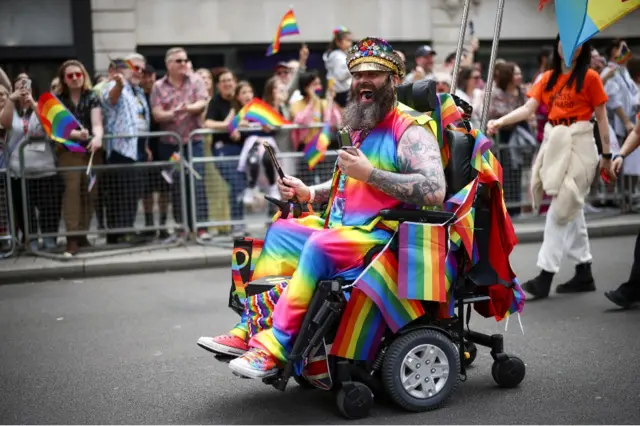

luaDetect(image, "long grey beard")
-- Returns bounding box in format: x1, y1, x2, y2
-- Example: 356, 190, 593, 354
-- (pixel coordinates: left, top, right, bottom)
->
342, 84, 396, 131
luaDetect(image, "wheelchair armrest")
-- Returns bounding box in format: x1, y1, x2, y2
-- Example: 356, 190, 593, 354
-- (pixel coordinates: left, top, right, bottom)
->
379, 208, 456, 224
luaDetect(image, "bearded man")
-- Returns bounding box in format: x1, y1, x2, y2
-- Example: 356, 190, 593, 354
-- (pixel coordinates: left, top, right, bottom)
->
198, 37, 447, 380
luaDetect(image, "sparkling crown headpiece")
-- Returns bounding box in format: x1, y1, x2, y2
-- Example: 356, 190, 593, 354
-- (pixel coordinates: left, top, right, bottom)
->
346, 37, 406, 78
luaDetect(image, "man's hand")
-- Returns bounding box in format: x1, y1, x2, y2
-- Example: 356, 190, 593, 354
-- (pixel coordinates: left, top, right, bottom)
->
338, 148, 373, 181
278, 176, 310, 201
113, 73, 126, 86
366, 125, 446, 207
89, 136, 102, 152
611, 156, 623, 178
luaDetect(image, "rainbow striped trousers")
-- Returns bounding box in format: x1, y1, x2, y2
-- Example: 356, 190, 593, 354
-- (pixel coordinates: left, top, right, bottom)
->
234, 215, 391, 363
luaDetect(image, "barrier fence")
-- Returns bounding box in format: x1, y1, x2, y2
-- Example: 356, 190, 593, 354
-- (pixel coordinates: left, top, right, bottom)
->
0, 166, 15, 259
0, 125, 637, 261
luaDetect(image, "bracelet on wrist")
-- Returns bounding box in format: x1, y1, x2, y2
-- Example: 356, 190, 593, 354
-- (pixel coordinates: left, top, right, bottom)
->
613, 154, 626, 161
601, 153, 612, 160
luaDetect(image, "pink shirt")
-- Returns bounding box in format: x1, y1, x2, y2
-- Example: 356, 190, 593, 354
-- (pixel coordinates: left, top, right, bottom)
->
150, 73, 209, 144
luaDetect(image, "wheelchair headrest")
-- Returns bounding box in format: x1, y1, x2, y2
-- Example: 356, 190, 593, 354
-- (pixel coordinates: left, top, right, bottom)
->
444, 129, 478, 198
396, 79, 438, 113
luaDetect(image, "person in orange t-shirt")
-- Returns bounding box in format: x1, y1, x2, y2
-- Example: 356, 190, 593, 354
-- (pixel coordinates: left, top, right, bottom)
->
487, 35, 612, 300
605, 113, 640, 309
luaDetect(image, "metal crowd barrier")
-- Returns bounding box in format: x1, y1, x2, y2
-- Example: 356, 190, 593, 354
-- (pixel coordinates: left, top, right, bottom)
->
1, 127, 639, 262
187, 124, 328, 246
0, 165, 15, 259
491, 143, 634, 218
16, 131, 188, 261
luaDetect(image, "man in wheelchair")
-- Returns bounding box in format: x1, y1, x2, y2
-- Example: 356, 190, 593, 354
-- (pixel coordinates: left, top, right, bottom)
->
198, 37, 448, 380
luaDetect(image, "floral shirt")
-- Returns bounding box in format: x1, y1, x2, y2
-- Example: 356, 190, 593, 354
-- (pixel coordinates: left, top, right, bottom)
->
150, 74, 209, 145
100, 80, 150, 161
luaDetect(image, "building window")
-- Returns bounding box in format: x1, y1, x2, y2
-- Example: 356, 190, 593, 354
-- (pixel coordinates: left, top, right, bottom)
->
0, 0, 73, 46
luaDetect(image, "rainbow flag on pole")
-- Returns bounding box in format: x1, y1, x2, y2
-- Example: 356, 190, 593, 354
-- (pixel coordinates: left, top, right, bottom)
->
35, 92, 85, 153
329, 287, 387, 361
303, 124, 331, 170
229, 98, 291, 132
266, 8, 300, 56
397, 223, 449, 302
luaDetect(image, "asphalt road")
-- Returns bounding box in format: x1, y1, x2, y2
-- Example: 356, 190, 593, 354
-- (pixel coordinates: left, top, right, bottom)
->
1, 236, 639, 424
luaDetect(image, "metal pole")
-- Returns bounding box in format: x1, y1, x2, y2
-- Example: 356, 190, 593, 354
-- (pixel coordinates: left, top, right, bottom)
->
480, 0, 506, 132
449, 0, 472, 94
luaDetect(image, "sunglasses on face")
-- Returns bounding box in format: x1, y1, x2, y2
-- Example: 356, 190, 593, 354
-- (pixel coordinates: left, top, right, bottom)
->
66, 72, 83, 80
173, 58, 189, 64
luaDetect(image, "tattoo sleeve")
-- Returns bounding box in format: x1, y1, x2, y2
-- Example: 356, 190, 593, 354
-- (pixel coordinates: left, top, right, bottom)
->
366, 125, 446, 206
310, 179, 333, 204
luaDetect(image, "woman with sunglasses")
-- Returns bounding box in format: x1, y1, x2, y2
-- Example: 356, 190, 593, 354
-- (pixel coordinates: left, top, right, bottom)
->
55, 59, 104, 257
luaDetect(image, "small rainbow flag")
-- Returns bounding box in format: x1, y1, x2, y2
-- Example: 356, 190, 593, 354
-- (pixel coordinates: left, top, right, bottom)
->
266, 8, 300, 56
397, 223, 449, 302
303, 124, 331, 170
615, 45, 632, 65
36, 92, 86, 153
110, 58, 135, 70
229, 98, 291, 132
329, 287, 387, 361
354, 249, 426, 333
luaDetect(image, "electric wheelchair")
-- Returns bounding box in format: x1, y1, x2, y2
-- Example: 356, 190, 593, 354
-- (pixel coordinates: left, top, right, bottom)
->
222, 81, 526, 420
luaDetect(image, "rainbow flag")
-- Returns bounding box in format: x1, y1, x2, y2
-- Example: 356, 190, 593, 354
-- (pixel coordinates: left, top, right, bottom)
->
110, 58, 135, 70
554, 0, 640, 68
303, 124, 331, 170
266, 9, 300, 56
36, 92, 86, 153
329, 287, 387, 361
354, 249, 426, 333
615, 44, 632, 64
229, 98, 291, 132
397, 223, 449, 302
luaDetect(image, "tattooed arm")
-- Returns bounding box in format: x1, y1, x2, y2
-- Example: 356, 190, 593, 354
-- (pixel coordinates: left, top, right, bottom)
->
366, 125, 446, 206
309, 179, 333, 204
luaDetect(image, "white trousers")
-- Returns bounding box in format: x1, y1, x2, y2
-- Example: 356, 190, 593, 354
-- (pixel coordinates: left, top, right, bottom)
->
537, 200, 592, 273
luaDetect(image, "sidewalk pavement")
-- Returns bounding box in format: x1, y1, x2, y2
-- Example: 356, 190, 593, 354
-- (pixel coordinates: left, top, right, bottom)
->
2, 212, 639, 284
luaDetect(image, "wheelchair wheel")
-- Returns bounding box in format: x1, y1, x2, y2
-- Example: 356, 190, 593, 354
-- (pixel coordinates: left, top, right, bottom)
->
381, 329, 460, 412
463, 341, 477, 368
336, 381, 374, 420
491, 356, 526, 388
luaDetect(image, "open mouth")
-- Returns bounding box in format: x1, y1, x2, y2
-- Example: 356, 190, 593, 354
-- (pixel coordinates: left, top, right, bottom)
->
359, 89, 374, 101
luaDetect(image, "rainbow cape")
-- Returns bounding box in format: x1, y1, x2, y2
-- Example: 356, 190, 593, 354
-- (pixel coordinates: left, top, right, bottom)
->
266, 8, 300, 56
229, 98, 291, 132
303, 124, 331, 170
35, 92, 85, 153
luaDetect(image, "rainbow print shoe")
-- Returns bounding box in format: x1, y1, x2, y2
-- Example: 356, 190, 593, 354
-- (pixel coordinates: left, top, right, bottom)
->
197, 334, 248, 357
229, 348, 279, 379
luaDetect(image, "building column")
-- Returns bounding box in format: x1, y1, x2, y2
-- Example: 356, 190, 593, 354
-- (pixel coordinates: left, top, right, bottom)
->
91, 0, 137, 74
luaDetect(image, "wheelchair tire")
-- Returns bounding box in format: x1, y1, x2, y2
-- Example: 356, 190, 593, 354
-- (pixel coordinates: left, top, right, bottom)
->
491, 356, 525, 388
463, 341, 478, 368
382, 329, 460, 412
336, 381, 374, 420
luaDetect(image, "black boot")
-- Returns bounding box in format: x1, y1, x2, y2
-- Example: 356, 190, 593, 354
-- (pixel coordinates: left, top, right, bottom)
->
522, 270, 554, 299
604, 282, 639, 309
556, 263, 596, 294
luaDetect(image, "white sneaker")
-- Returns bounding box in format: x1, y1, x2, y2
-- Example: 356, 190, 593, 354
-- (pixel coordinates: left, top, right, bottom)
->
242, 188, 255, 206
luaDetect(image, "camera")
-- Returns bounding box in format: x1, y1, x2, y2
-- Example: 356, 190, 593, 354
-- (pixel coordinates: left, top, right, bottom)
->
395, 79, 437, 113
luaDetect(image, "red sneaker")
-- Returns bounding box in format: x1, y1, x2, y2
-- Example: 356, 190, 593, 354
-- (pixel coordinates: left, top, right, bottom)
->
197, 334, 248, 357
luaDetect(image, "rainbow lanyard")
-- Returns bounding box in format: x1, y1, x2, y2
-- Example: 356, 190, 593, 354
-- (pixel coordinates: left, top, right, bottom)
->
322, 129, 368, 229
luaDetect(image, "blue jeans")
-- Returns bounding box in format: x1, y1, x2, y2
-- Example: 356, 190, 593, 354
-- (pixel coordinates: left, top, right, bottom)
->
213, 143, 245, 221
157, 140, 208, 231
